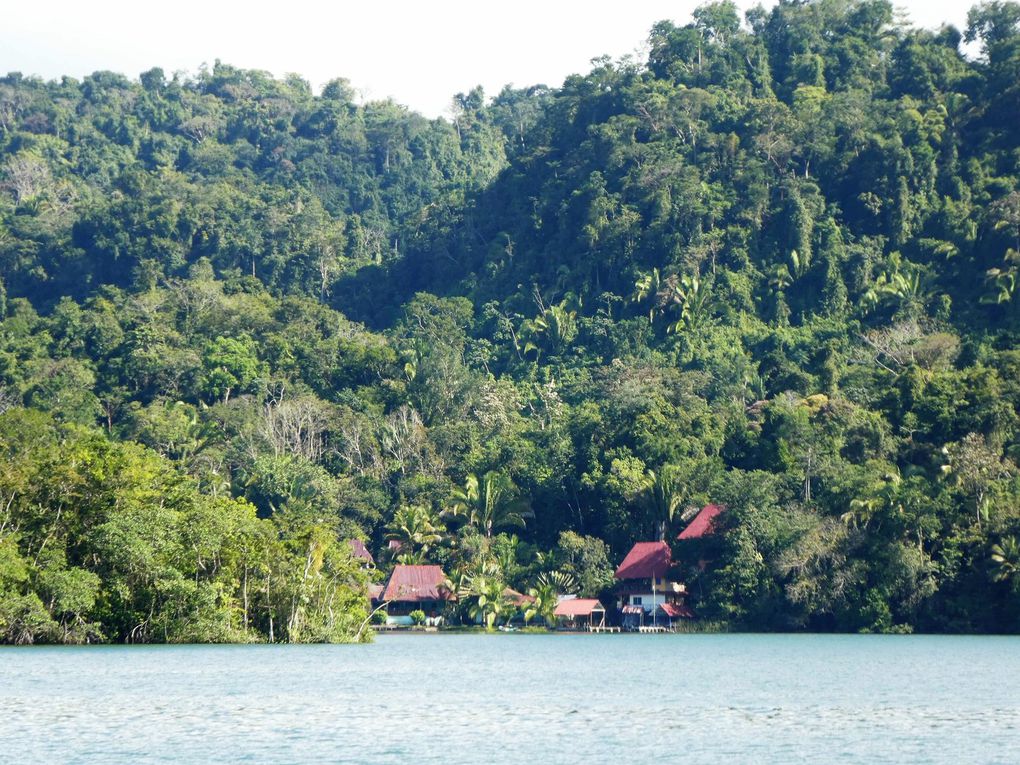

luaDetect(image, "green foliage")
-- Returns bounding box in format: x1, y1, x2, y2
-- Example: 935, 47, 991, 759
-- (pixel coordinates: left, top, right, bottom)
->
445, 472, 533, 539
555, 532, 615, 598
525, 570, 578, 627
3, 2, 1020, 637
457, 562, 513, 629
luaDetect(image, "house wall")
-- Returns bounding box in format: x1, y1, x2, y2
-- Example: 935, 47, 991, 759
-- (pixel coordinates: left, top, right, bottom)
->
624, 592, 667, 613
387, 599, 444, 615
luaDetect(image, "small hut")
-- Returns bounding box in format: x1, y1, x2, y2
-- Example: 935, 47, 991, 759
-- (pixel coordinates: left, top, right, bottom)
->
348, 539, 375, 567
553, 598, 606, 631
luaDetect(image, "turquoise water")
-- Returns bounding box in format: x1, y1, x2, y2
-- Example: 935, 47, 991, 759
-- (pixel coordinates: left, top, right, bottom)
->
1, 634, 1018, 763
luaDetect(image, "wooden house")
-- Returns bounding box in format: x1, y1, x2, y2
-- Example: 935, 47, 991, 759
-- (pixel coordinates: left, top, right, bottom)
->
614, 541, 691, 629
382, 564, 455, 626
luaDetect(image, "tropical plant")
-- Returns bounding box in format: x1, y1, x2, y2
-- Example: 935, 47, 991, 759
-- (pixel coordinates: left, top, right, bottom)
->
862, 255, 934, 318
522, 302, 578, 357
631, 267, 664, 322
444, 472, 533, 538
385, 504, 446, 561
990, 537, 1020, 591
457, 562, 513, 629
665, 275, 711, 334
525, 570, 577, 627
642, 466, 687, 537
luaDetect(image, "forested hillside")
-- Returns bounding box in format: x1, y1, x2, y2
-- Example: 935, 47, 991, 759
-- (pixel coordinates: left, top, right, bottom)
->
2, 0, 1020, 642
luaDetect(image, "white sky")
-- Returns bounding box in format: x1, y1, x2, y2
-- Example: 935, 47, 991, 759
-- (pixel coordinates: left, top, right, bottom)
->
2, 1, 973, 119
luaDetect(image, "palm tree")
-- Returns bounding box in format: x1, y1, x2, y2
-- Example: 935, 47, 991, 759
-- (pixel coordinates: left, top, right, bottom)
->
525, 570, 577, 628
631, 268, 663, 323
982, 248, 1020, 305
666, 275, 711, 334
523, 303, 578, 358
385, 504, 445, 561
862, 255, 934, 318
642, 466, 686, 538
444, 472, 533, 538
768, 263, 793, 292
991, 536, 1020, 591
841, 470, 901, 532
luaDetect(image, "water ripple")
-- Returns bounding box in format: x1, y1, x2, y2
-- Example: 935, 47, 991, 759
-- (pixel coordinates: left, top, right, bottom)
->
0, 634, 1018, 764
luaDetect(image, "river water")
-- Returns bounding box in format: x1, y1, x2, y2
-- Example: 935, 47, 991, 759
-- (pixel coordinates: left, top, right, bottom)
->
1, 633, 1018, 763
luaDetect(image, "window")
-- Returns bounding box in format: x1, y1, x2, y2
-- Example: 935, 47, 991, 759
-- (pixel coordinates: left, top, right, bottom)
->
633, 597, 642, 605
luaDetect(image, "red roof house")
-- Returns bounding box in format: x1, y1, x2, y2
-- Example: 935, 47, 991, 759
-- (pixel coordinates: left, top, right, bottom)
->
553, 597, 606, 629
383, 564, 453, 603
348, 539, 375, 566
382, 564, 455, 625
677, 504, 725, 540
614, 540, 691, 627
614, 541, 671, 580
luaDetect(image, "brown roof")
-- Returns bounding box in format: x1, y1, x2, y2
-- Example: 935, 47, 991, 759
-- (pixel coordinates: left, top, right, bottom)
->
615, 541, 671, 580
367, 583, 385, 601
678, 504, 725, 540
349, 539, 374, 564
553, 598, 605, 617
383, 565, 454, 603
503, 588, 536, 606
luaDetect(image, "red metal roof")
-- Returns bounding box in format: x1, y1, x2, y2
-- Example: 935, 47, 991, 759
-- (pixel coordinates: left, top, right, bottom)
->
614, 541, 671, 580
677, 504, 725, 540
383, 565, 454, 603
659, 602, 695, 618
349, 539, 374, 564
553, 598, 605, 617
